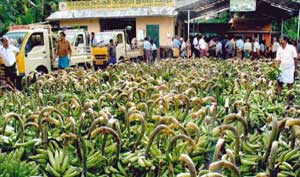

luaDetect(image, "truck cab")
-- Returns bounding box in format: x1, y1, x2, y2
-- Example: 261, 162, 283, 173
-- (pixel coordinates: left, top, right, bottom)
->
92, 30, 143, 68
1, 25, 54, 76
0, 25, 93, 77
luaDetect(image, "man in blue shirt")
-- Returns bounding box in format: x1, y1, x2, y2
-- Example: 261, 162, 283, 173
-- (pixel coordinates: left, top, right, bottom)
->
172, 36, 181, 58
143, 37, 152, 63
173, 37, 181, 49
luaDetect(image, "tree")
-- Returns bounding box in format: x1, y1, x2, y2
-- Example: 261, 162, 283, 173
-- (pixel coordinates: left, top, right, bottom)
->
0, 0, 58, 35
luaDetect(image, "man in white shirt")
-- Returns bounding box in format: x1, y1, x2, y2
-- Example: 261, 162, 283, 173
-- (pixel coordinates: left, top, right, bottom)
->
244, 38, 252, 58
253, 38, 261, 59
199, 35, 208, 57
0, 36, 19, 87
193, 35, 199, 57
276, 35, 298, 103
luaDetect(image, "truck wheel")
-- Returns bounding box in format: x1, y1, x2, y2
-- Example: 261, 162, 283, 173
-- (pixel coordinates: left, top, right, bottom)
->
137, 56, 143, 63
36, 66, 48, 75
77, 63, 87, 70
119, 57, 125, 63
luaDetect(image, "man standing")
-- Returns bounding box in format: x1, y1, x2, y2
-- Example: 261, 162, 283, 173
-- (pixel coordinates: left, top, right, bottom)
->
199, 35, 207, 57
272, 37, 280, 59
180, 37, 187, 58
56, 32, 72, 70
225, 37, 235, 59
90, 32, 97, 47
143, 37, 152, 64
244, 38, 252, 59
172, 36, 181, 58
260, 40, 266, 57
276, 35, 298, 104
216, 39, 223, 58
208, 38, 216, 57
0, 36, 19, 87
193, 35, 199, 57
253, 38, 261, 59
236, 37, 244, 59
108, 39, 116, 65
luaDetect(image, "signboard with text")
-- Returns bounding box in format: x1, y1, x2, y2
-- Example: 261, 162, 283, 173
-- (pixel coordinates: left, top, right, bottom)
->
230, 0, 256, 12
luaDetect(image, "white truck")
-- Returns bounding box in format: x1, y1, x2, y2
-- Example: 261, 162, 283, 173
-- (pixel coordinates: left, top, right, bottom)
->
92, 30, 144, 68
0, 24, 93, 76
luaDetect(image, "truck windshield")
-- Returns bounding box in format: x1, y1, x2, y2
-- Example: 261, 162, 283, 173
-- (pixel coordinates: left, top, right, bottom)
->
94, 33, 115, 47
65, 31, 76, 44
5, 32, 27, 49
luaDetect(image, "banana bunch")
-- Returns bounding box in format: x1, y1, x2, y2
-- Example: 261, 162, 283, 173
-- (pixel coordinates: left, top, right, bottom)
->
5, 147, 25, 161
45, 149, 81, 177
277, 162, 297, 177
86, 150, 106, 169
28, 148, 49, 164
275, 147, 300, 177
239, 154, 260, 176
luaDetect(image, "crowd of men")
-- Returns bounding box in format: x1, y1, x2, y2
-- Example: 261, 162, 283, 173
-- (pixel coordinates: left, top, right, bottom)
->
172, 35, 300, 60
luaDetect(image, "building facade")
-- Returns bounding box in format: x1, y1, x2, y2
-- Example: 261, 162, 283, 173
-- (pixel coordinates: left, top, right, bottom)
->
47, 0, 187, 48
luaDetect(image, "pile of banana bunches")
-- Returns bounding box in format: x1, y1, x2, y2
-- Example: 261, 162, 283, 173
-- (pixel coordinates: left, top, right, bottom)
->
1, 58, 300, 177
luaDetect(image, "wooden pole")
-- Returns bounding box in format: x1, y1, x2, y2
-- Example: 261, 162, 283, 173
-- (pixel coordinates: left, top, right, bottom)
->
281, 18, 284, 35
297, 10, 300, 42
188, 10, 190, 40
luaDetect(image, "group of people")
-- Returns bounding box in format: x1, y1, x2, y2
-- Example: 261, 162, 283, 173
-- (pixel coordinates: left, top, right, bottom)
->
143, 37, 157, 64
172, 36, 192, 58
173, 34, 300, 61
191, 35, 275, 59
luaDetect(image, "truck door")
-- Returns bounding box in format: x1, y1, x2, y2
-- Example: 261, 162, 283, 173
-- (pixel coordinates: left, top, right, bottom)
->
72, 32, 89, 64
24, 31, 51, 75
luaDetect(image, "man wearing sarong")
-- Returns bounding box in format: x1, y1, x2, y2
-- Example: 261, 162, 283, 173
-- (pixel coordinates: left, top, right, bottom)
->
56, 32, 72, 70
276, 35, 298, 104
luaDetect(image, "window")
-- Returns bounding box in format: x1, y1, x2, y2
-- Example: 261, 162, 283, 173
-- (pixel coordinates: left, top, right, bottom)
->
6, 32, 27, 49
117, 34, 123, 45
75, 34, 84, 47
25, 32, 44, 54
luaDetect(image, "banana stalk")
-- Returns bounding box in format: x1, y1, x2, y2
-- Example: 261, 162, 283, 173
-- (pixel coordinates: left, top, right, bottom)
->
213, 125, 240, 163
209, 160, 240, 177
145, 124, 174, 156
268, 141, 278, 177
90, 126, 121, 164
178, 154, 197, 177
166, 134, 196, 162
2, 113, 24, 143
261, 115, 278, 169
224, 113, 248, 137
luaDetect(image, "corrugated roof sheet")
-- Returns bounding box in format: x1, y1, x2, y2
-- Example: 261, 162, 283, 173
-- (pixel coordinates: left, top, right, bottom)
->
47, 6, 177, 21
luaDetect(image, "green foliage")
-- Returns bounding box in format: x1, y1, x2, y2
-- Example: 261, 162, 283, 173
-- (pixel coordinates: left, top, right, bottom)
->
0, 152, 38, 177
283, 17, 298, 40
0, 0, 58, 35
273, 16, 299, 40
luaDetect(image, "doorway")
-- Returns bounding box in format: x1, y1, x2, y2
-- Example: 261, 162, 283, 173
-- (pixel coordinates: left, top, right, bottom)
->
100, 18, 136, 42
146, 25, 160, 47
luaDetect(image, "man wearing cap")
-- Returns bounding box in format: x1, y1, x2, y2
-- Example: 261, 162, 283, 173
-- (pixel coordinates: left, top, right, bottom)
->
276, 35, 298, 104
56, 32, 72, 69
0, 36, 19, 87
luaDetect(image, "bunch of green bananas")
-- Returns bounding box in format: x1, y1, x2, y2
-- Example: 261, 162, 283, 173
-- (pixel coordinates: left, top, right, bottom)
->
45, 148, 81, 177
